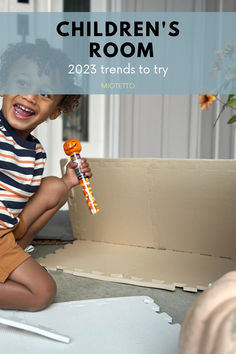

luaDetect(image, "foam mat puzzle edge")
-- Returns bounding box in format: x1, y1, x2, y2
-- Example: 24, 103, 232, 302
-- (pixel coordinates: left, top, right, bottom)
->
37, 240, 236, 293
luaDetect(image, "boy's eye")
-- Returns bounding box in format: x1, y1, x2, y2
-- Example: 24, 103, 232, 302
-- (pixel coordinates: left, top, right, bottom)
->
40, 93, 50, 98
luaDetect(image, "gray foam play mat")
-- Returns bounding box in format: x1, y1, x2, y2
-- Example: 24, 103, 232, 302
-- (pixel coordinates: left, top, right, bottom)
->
0, 296, 180, 354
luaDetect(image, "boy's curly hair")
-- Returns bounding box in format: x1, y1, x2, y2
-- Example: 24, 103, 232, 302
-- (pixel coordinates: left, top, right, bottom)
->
0, 39, 81, 114
60, 95, 81, 114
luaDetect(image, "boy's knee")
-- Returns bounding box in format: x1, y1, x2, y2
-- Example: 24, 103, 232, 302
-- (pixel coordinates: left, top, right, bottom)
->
40, 176, 68, 208
30, 276, 57, 311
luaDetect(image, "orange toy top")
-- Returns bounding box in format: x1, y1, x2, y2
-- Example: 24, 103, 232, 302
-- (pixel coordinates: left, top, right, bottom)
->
63, 139, 82, 156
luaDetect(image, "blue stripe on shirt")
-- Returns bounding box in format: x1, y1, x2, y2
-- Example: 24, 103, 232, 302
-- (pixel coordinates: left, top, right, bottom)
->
0, 213, 18, 225
2, 200, 27, 209
0, 172, 39, 193
0, 142, 37, 157
0, 161, 40, 176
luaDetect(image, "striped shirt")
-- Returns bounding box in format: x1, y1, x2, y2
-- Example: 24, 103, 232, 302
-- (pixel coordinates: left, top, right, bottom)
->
0, 110, 46, 229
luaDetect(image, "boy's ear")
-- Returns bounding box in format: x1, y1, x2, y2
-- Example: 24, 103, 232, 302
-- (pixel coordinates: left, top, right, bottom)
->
49, 106, 62, 120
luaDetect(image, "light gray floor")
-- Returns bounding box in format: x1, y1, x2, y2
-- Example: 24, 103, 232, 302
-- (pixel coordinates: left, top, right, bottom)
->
32, 244, 200, 325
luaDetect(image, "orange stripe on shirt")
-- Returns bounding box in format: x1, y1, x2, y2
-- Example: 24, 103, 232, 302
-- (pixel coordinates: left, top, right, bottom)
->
35, 161, 45, 167
0, 219, 8, 228
0, 183, 29, 198
6, 171, 41, 183
36, 145, 43, 150
0, 194, 26, 199
12, 211, 21, 216
0, 152, 35, 165
0, 205, 15, 217
0, 133, 17, 145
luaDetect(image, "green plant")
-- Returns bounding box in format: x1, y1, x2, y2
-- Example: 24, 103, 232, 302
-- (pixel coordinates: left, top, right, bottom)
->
199, 94, 236, 127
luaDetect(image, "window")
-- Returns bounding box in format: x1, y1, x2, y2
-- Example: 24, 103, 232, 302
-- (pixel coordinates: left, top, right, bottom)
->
18, 0, 29, 3
63, 0, 90, 142
63, 0, 89, 12
63, 96, 89, 142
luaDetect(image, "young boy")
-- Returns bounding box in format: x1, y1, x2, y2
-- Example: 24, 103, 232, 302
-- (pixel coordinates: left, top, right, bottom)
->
0, 42, 92, 311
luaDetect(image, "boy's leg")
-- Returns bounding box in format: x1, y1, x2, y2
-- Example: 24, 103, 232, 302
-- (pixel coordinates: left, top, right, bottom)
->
0, 257, 57, 311
0, 176, 68, 311
18, 176, 69, 249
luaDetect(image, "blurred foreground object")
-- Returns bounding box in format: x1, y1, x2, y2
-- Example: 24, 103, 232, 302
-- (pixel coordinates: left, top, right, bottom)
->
179, 271, 236, 354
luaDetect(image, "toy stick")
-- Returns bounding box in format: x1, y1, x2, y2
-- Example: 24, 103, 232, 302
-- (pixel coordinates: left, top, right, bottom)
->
63, 139, 99, 215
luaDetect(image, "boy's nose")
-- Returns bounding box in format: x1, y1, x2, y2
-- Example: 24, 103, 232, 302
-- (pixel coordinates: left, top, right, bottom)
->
22, 95, 37, 105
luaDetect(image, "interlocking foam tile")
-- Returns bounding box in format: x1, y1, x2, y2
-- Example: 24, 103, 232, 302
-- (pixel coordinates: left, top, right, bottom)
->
37, 239, 236, 292
0, 296, 180, 354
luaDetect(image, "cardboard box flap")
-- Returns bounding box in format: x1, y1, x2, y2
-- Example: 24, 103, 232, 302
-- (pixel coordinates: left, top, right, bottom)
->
61, 158, 236, 260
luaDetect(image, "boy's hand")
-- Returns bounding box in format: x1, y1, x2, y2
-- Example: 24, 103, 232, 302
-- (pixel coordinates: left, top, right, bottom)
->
62, 158, 92, 191
79, 158, 92, 178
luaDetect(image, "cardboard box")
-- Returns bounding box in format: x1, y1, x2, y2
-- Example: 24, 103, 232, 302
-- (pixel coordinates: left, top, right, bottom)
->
39, 158, 236, 292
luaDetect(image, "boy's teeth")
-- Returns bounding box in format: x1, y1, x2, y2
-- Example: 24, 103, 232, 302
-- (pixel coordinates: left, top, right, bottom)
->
17, 104, 34, 114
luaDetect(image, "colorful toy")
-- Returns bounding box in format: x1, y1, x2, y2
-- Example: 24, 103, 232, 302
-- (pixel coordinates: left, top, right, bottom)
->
63, 139, 99, 215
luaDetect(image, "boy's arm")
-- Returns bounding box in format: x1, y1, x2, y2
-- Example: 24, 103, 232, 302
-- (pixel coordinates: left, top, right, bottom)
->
61, 158, 92, 191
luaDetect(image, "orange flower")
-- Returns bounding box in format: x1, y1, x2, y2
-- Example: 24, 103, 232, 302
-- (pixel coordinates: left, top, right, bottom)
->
199, 94, 216, 110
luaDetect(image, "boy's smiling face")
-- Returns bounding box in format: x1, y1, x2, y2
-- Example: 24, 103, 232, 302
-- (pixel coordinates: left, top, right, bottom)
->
1, 94, 64, 139
1, 57, 64, 139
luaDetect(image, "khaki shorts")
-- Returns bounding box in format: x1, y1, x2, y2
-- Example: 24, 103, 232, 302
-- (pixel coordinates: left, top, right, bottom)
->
0, 216, 30, 283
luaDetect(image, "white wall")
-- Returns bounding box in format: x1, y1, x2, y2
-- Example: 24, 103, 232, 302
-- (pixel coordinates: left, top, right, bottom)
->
112, 0, 203, 158
114, 0, 236, 159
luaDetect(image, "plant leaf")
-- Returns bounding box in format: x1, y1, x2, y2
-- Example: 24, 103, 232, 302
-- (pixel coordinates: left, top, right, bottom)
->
227, 115, 236, 124
226, 99, 236, 106
213, 102, 228, 127
227, 94, 235, 101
